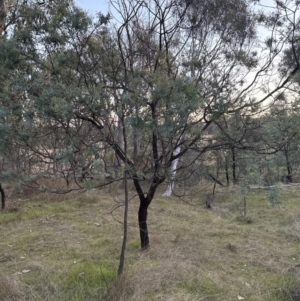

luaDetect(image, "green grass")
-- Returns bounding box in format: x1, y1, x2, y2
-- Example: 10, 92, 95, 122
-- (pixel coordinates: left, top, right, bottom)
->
1, 185, 300, 300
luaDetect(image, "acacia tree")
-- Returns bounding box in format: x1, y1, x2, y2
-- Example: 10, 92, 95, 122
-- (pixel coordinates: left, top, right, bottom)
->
77, 0, 300, 248
1, 0, 300, 249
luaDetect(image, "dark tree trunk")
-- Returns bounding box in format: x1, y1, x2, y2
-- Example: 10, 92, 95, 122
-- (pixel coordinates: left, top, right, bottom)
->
225, 163, 229, 186
0, 183, 5, 209
135, 176, 164, 249
284, 148, 292, 183
231, 145, 237, 184
138, 196, 150, 249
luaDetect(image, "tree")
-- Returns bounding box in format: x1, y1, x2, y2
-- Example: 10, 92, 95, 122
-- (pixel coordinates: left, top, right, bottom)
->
77, 0, 300, 248
1, 0, 300, 251
262, 101, 300, 183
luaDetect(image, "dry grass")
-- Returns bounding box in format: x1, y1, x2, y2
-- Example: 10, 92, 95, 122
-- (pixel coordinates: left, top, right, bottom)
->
1, 183, 300, 300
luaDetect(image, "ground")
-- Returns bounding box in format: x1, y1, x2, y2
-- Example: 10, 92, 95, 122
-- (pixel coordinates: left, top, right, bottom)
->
1, 183, 300, 301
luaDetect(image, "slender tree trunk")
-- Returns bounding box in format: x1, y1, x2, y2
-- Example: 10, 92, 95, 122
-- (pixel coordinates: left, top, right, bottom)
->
225, 155, 230, 186
0, 183, 5, 209
231, 145, 237, 184
284, 146, 292, 183
118, 171, 128, 275
118, 114, 129, 276
133, 129, 140, 165
114, 117, 124, 178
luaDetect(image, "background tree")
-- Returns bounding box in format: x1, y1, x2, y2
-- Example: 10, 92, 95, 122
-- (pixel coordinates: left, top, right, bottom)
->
262, 100, 300, 183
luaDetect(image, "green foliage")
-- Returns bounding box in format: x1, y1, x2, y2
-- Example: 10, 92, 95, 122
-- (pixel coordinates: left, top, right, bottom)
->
0, 40, 21, 71
0, 0, 295, 193
234, 49, 258, 68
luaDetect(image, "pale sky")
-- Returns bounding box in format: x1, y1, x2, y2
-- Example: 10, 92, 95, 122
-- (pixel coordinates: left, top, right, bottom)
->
74, 0, 109, 14
74, 0, 285, 13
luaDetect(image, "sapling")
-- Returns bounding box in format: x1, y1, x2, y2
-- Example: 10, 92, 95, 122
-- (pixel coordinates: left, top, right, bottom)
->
267, 183, 281, 206
235, 164, 262, 222
236, 177, 250, 221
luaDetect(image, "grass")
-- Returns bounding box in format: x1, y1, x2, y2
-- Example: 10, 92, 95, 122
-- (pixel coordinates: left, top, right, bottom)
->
1, 184, 300, 300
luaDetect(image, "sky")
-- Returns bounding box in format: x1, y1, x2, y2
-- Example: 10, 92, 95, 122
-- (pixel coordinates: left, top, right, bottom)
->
74, 0, 276, 13
74, 0, 287, 13
74, 0, 109, 14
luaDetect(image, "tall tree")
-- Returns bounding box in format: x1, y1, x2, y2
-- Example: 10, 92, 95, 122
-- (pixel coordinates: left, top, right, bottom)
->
2, 0, 300, 250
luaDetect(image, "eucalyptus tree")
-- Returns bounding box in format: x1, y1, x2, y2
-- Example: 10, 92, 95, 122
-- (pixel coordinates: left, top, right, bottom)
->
102, 0, 257, 248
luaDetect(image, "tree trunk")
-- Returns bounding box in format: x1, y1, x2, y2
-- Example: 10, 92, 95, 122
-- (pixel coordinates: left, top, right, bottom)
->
231, 145, 237, 184
0, 183, 5, 209
163, 145, 180, 197
115, 117, 124, 177
138, 196, 150, 249
118, 113, 129, 276
225, 155, 230, 186
163, 135, 182, 197
284, 148, 292, 183
132, 173, 164, 249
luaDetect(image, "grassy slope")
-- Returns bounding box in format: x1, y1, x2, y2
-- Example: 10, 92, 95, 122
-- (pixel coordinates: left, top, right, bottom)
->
1, 185, 300, 301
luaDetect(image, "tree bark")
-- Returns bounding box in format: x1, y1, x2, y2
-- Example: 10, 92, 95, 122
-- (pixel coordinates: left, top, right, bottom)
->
137, 175, 164, 249
138, 196, 150, 249
231, 145, 237, 184
118, 112, 129, 276
163, 145, 180, 197
284, 147, 292, 183
225, 155, 230, 186
0, 183, 5, 209
114, 117, 124, 178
